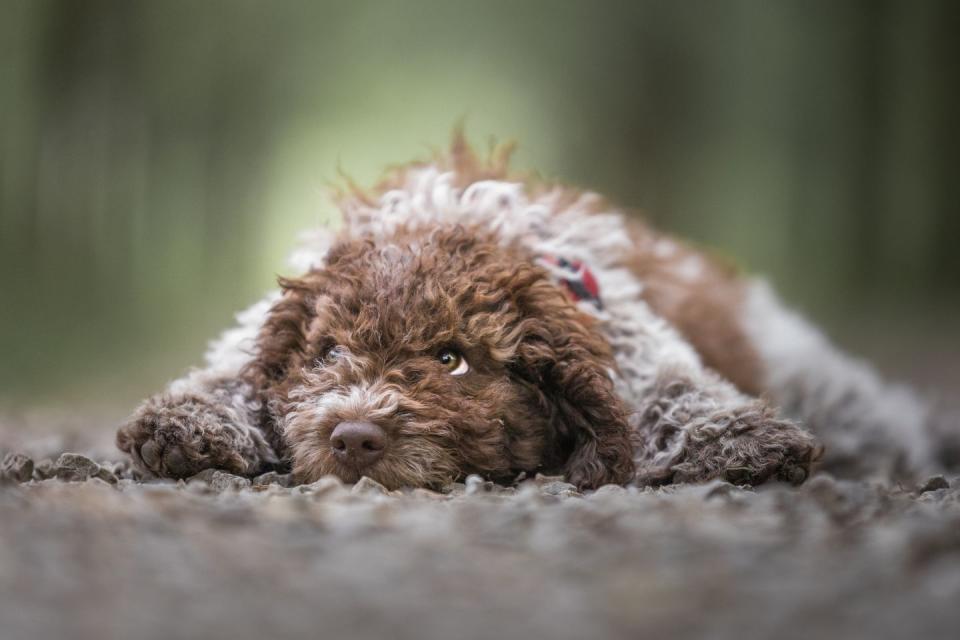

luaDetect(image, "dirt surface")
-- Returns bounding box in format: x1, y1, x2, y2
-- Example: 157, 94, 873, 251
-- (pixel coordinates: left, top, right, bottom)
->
2, 423, 960, 640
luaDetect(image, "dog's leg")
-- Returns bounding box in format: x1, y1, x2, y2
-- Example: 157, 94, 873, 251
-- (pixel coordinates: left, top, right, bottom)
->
741, 280, 942, 480
604, 294, 821, 487
117, 373, 279, 478
628, 371, 822, 486
117, 294, 282, 478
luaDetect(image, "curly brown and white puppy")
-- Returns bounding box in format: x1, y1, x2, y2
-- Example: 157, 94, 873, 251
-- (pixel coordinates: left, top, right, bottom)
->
118, 133, 946, 490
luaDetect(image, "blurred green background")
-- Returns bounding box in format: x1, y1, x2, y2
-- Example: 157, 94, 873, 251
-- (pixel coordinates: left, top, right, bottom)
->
2, 0, 958, 414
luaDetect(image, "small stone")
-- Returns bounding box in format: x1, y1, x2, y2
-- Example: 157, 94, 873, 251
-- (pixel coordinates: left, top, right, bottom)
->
252, 471, 293, 488
187, 468, 219, 483
99, 460, 131, 479
784, 465, 808, 485
351, 476, 389, 496
700, 479, 740, 500
802, 472, 838, 495
1, 453, 34, 483
94, 466, 118, 485
440, 482, 466, 496
184, 478, 216, 495
464, 474, 490, 496
54, 453, 100, 481
33, 459, 56, 480
486, 484, 517, 497
298, 475, 346, 497
187, 469, 251, 492
539, 480, 580, 498
918, 475, 950, 494
589, 484, 626, 499
212, 473, 250, 492
533, 474, 566, 486
113, 462, 135, 480
514, 481, 549, 504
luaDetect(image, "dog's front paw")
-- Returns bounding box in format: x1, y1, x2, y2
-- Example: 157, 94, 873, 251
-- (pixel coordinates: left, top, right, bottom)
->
673, 407, 823, 486
725, 425, 823, 486
116, 393, 267, 479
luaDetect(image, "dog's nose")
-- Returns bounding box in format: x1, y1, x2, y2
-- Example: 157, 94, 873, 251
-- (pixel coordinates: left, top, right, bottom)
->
330, 421, 387, 468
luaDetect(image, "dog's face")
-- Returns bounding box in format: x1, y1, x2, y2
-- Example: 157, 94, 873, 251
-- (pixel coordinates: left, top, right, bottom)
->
249, 225, 635, 490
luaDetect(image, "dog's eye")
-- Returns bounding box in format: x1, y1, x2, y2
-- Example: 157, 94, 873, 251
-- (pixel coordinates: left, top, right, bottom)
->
320, 344, 343, 364
438, 348, 469, 376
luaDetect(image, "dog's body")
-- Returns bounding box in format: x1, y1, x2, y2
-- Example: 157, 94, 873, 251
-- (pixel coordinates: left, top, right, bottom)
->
118, 137, 944, 489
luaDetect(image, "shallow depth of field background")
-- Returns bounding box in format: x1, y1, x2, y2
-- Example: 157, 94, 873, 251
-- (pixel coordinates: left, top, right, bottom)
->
1, 0, 958, 417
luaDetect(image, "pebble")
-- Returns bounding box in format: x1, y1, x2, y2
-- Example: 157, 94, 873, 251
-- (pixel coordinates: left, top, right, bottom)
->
539, 480, 581, 498
918, 475, 950, 494
532, 474, 566, 486
33, 458, 56, 480
464, 474, 488, 495
94, 466, 119, 485
589, 484, 627, 499
252, 471, 293, 488
298, 475, 347, 497
99, 460, 133, 480
513, 481, 550, 505
187, 469, 252, 492
54, 453, 101, 482
351, 476, 389, 496
207, 471, 251, 492
698, 480, 743, 501
440, 482, 466, 496
1, 453, 34, 483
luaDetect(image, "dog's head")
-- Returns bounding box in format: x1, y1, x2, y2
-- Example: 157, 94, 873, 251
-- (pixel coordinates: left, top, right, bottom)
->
248, 225, 635, 490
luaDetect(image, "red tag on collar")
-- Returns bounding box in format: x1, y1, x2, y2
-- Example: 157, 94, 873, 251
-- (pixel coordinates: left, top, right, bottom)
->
539, 255, 603, 310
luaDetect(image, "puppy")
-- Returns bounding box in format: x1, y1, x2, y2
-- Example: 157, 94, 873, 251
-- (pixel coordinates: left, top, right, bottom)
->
117, 133, 944, 490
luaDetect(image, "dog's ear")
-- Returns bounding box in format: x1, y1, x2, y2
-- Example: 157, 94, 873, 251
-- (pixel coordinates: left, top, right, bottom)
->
510, 275, 635, 490
243, 276, 319, 398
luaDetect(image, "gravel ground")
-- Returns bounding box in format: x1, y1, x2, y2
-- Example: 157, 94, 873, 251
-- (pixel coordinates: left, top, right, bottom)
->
2, 411, 960, 640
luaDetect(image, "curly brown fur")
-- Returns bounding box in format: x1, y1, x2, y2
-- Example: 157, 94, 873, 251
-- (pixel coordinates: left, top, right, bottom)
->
243, 225, 634, 490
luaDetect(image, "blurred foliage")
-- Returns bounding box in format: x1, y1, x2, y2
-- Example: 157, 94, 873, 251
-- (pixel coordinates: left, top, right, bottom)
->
1, 0, 958, 407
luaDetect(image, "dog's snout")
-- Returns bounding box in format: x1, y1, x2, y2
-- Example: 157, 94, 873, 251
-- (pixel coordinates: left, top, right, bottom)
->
330, 421, 387, 468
